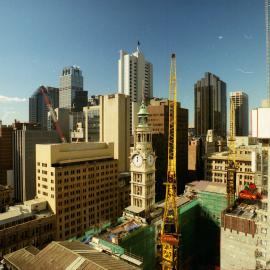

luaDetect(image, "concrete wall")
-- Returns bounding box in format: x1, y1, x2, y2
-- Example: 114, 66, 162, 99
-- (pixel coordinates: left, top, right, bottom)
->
220, 229, 256, 270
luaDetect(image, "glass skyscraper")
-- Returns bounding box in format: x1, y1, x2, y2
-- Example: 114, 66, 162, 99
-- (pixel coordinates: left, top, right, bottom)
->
29, 86, 59, 129
194, 72, 227, 138
230, 91, 249, 136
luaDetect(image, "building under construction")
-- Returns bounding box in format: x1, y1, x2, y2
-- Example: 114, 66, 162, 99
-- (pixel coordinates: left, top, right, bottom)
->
70, 181, 227, 270
220, 140, 270, 270
220, 1, 270, 269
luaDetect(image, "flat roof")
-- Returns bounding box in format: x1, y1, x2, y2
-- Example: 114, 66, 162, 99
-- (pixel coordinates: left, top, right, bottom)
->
157, 196, 190, 209
24, 198, 47, 205
53, 156, 114, 166
225, 203, 258, 220
0, 207, 34, 226
186, 180, 226, 195
0, 198, 52, 226
125, 205, 144, 214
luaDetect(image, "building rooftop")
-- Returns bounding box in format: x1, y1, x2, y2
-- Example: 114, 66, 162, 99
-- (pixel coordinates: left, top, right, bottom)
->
185, 180, 227, 195
99, 219, 143, 243
225, 203, 258, 220
3, 241, 140, 270
157, 196, 191, 209
0, 198, 52, 226
36, 142, 115, 165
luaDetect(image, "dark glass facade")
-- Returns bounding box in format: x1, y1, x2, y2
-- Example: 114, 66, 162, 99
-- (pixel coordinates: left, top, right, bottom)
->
194, 72, 227, 138
29, 87, 59, 129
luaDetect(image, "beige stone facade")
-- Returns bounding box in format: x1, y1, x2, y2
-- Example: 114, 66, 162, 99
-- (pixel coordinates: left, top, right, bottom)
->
0, 198, 56, 258
99, 94, 130, 173
36, 142, 119, 240
205, 146, 255, 194
84, 93, 130, 173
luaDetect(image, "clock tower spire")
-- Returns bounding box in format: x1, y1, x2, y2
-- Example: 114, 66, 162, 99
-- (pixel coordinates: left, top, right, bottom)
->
127, 94, 156, 217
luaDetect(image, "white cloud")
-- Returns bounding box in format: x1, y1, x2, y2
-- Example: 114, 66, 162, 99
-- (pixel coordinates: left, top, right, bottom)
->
236, 68, 254, 74
0, 95, 27, 103
218, 35, 224, 40
1, 111, 16, 121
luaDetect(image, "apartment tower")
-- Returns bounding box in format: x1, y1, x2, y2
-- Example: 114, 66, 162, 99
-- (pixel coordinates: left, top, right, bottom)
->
118, 46, 153, 135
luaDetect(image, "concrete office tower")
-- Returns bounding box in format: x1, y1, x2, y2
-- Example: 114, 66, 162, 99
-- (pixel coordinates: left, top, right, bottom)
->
59, 66, 88, 111
84, 93, 130, 173
230, 91, 249, 136
29, 86, 59, 129
83, 105, 100, 142
147, 98, 188, 201
13, 125, 60, 202
0, 122, 12, 185
118, 48, 153, 135
194, 72, 227, 138
36, 142, 119, 240
127, 100, 156, 217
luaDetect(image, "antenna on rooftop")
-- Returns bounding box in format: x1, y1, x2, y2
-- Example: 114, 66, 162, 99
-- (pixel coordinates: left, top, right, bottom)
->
137, 41, 140, 52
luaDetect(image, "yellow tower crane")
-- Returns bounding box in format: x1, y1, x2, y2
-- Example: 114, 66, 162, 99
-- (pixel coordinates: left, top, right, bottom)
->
160, 54, 179, 270
227, 99, 236, 207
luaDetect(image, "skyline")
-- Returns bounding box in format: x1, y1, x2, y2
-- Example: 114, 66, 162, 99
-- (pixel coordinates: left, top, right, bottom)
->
0, 0, 267, 125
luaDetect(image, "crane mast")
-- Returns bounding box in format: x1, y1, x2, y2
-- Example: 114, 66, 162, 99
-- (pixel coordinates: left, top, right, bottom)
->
227, 99, 236, 207
160, 54, 179, 270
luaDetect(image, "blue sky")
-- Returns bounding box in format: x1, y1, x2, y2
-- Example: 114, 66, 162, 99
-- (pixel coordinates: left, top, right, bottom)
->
0, 0, 266, 126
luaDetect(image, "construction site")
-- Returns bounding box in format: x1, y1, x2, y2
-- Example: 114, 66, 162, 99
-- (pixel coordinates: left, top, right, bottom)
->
2, 2, 270, 269
60, 18, 270, 268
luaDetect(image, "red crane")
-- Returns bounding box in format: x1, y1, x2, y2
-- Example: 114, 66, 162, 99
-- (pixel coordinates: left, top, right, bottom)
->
39, 85, 67, 143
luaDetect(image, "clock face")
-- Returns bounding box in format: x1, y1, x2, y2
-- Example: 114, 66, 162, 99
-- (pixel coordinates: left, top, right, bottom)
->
147, 154, 154, 166
132, 154, 143, 167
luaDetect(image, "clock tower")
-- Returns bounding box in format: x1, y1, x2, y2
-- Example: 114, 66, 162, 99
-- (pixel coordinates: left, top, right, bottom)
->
129, 98, 156, 216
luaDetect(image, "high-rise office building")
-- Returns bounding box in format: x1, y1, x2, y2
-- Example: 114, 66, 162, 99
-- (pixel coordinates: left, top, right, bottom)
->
118, 47, 153, 135
0, 122, 12, 186
36, 142, 119, 240
194, 72, 227, 138
59, 66, 88, 111
84, 93, 130, 173
13, 124, 60, 202
29, 86, 59, 129
230, 91, 249, 136
147, 98, 188, 200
